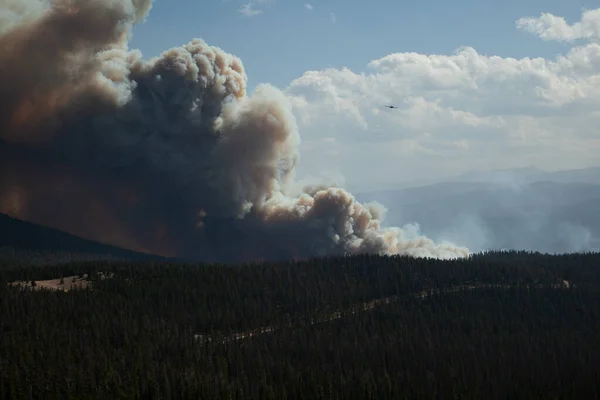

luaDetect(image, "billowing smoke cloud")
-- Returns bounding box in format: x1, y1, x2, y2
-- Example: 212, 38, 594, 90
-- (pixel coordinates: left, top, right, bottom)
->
0, 0, 469, 262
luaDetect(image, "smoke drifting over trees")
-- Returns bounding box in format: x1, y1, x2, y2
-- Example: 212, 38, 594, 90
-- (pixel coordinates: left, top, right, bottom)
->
0, 0, 469, 262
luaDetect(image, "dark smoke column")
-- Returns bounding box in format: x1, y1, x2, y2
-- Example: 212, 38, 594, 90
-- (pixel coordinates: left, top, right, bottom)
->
0, 0, 470, 262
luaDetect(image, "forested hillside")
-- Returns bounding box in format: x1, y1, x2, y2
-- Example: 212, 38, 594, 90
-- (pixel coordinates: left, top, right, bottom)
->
1, 251, 599, 398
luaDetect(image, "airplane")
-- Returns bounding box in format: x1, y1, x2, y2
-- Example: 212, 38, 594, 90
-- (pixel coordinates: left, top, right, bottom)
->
384, 104, 399, 109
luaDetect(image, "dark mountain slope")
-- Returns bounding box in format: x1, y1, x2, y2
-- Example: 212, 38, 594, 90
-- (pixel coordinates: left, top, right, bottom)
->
0, 212, 174, 264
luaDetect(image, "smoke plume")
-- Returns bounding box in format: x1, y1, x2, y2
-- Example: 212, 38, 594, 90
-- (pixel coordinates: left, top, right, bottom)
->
0, 0, 469, 262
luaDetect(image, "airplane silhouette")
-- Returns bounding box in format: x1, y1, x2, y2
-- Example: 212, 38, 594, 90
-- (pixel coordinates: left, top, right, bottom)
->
384, 105, 399, 109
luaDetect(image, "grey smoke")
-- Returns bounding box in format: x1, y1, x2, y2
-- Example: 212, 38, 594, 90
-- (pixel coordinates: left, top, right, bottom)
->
0, 0, 469, 262
358, 171, 600, 255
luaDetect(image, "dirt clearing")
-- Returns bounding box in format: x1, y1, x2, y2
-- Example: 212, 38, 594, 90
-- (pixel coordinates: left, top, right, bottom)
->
10, 272, 113, 292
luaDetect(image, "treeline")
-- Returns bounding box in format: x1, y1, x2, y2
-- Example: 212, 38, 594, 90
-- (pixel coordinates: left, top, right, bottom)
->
0, 251, 599, 398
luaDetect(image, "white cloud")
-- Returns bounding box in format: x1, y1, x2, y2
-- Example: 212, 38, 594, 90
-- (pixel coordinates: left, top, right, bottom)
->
238, 3, 262, 16
284, 8, 600, 190
238, 0, 272, 16
330, 12, 336, 24
305, 3, 313, 11
516, 9, 600, 42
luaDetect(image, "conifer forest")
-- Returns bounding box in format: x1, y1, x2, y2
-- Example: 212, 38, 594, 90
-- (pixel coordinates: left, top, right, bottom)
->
1, 250, 600, 399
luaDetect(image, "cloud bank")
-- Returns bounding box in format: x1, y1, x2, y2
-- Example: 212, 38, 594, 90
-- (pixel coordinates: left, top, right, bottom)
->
286, 8, 600, 190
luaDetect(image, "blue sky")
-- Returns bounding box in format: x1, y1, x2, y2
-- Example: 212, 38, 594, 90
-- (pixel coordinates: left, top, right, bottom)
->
128, 1, 600, 190
130, 0, 592, 92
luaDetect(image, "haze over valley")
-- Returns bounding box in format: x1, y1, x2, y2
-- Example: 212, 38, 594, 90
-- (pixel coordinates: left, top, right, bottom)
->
357, 166, 600, 255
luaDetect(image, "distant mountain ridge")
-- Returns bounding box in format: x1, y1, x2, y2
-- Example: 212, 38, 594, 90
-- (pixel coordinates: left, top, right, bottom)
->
452, 166, 600, 186
407, 166, 600, 188
357, 166, 600, 254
